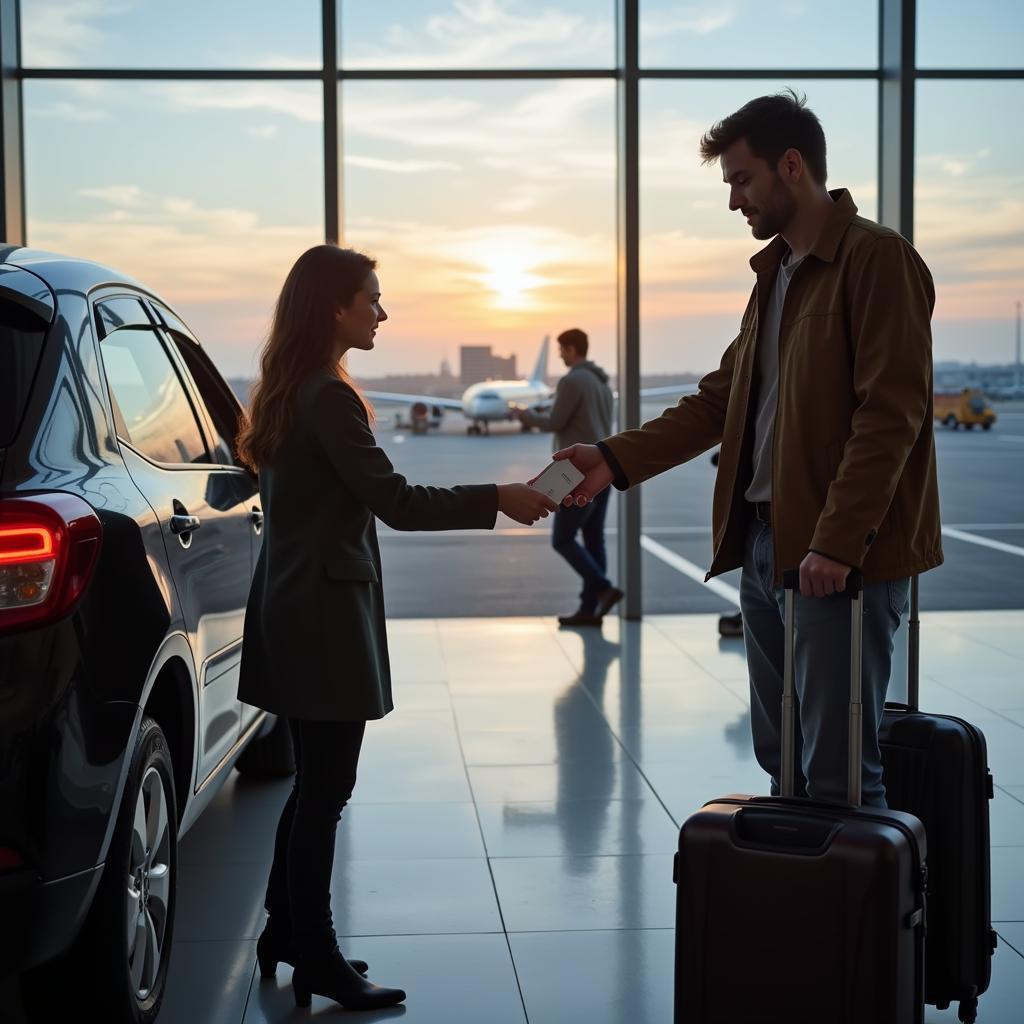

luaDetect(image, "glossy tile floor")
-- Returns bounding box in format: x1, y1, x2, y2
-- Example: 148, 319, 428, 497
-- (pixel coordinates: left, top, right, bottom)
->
163, 612, 1024, 1023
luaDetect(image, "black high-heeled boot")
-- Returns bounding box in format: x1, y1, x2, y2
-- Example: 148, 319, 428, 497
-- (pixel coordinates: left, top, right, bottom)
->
291, 947, 406, 1010
257, 923, 368, 978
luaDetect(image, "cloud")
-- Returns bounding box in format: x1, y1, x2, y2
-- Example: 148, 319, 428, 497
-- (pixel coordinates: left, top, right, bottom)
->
78, 184, 147, 207
155, 81, 321, 122
640, 3, 738, 38
29, 187, 320, 374
348, 0, 612, 69
20, 0, 138, 67
344, 155, 463, 175
246, 124, 280, 140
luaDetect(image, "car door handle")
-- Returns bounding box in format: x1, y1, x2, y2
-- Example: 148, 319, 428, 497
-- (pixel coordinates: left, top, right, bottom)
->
169, 514, 201, 535
248, 508, 264, 532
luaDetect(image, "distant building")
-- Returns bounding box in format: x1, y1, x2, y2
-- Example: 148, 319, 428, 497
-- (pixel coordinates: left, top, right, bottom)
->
934, 361, 1024, 396
460, 345, 517, 387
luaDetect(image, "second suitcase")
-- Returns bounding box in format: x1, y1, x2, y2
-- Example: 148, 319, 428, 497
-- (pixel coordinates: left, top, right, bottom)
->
879, 577, 995, 1024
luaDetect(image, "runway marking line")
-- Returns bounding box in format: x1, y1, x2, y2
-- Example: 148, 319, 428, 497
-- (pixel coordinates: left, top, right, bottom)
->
639, 535, 741, 608
941, 526, 1024, 559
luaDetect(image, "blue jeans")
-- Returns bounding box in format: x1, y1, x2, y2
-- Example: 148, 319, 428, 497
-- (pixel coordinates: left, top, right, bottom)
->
739, 521, 909, 807
551, 486, 612, 613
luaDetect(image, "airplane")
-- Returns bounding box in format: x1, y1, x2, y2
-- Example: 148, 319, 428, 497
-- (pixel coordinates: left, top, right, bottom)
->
364, 335, 697, 436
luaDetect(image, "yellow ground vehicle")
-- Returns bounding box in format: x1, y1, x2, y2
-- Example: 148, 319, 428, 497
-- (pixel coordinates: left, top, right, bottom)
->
934, 388, 997, 430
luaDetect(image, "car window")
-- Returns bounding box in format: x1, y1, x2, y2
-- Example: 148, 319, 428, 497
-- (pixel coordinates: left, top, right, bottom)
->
167, 330, 243, 468
0, 298, 49, 447
96, 296, 153, 336
100, 327, 209, 465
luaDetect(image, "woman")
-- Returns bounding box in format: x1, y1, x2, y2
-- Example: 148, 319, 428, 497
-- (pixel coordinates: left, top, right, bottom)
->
236, 245, 555, 1010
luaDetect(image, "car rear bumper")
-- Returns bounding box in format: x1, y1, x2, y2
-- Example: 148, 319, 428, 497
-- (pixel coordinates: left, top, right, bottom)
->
0, 863, 104, 977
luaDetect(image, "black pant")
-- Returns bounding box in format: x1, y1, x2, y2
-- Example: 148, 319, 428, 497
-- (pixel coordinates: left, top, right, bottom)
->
264, 718, 366, 956
551, 486, 612, 613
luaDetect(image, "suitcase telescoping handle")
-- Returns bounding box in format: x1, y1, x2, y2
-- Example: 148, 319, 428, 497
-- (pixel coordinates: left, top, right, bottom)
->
781, 567, 865, 807
907, 576, 920, 710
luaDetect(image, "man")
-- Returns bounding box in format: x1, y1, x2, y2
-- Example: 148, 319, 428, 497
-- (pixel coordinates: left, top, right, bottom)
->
554, 91, 942, 805
517, 328, 623, 627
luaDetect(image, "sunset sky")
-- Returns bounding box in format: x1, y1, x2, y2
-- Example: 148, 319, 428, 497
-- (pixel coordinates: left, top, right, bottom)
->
20, 0, 1024, 380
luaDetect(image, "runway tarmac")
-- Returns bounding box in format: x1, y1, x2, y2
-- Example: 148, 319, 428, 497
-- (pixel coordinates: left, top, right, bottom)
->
371, 399, 1024, 617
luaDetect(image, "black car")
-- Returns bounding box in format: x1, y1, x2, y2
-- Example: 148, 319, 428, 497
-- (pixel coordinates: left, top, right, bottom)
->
0, 246, 293, 1023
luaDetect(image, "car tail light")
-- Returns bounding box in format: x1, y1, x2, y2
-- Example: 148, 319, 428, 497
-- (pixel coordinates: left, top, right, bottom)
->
0, 493, 102, 632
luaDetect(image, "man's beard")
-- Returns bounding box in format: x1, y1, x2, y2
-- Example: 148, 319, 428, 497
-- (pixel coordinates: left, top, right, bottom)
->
751, 177, 797, 239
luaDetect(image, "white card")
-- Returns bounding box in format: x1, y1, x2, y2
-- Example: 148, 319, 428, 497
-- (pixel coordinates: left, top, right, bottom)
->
529, 460, 585, 504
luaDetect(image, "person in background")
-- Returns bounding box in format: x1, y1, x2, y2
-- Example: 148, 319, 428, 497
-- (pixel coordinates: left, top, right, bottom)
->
236, 245, 556, 1011
516, 328, 623, 626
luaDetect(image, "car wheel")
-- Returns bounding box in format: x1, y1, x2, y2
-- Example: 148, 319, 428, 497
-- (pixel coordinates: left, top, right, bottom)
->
944, 415, 958, 429
234, 713, 295, 779
983, 422, 992, 430
22, 716, 177, 1023
965, 422, 975, 430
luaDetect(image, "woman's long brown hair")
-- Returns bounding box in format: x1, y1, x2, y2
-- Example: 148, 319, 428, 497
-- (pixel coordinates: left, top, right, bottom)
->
237, 245, 376, 473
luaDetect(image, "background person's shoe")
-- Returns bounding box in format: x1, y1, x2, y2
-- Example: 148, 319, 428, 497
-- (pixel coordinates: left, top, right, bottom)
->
558, 611, 602, 627
594, 586, 624, 618
717, 611, 744, 638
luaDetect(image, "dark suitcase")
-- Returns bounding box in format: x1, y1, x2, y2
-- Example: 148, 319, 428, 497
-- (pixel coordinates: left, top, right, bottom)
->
879, 578, 995, 1024
674, 570, 928, 1024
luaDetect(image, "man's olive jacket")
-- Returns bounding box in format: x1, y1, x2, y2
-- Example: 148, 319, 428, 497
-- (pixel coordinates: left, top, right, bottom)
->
602, 189, 943, 584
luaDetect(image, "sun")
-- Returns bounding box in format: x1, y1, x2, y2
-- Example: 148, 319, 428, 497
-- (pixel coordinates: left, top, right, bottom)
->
477, 242, 547, 310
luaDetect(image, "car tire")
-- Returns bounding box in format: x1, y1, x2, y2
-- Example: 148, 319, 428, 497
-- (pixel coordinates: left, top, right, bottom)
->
965, 422, 975, 430
983, 422, 992, 430
944, 415, 958, 429
234, 713, 295, 779
22, 716, 177, 1024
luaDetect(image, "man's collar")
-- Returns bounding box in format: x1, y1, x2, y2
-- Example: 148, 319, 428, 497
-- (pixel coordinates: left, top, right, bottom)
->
748, 188, 858, 274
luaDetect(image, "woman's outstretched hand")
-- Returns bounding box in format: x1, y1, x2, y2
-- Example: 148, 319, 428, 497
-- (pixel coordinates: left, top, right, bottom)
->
497, 483, 558, 525
551, 443, 614, 507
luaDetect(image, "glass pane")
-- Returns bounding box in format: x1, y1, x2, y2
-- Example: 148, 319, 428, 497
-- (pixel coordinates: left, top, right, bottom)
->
641, 0, 877, 69
21, 0, 321, 69
341, 79, 617, 616
101, 328, 208, 464
96, 295, 153, 336
0, 299, 48, 447
640, 80, 877, 613
341, 0, 615, 69
916, 81, 1024, 374
918, 0, 1024, 68
24, 81, 323, 380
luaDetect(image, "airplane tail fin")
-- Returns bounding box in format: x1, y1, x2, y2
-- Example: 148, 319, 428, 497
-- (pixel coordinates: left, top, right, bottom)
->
529, 335, 550, 385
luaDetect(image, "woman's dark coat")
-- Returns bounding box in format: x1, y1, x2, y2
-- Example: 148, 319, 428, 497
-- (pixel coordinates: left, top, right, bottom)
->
238, 372, 498, 721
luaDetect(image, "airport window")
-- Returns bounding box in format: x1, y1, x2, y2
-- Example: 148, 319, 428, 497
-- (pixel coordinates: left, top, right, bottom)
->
915, 81, 1024, 379
10, 0, 1024, 618
639, 0, 877, 70
100, 327, 209, 466
340, 0, 616, 70
19, 0, 321, 70
22, 80, 324, 384
917, 0, 1024, 68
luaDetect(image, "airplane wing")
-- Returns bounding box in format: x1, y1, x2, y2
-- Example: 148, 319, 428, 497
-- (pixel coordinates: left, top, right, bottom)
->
610, 383, 701, 400
363, 391, 464, 410
639, 383, 699, 398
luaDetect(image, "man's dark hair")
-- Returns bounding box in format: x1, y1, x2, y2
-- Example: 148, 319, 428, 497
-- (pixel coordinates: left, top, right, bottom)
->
699, 89, 827, 185
557, 328, 588, 357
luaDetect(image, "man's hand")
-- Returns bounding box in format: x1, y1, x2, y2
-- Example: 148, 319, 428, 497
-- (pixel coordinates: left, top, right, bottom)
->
496, 483, 558, 525
552, 443, 613, 507
799, 551, 851, 598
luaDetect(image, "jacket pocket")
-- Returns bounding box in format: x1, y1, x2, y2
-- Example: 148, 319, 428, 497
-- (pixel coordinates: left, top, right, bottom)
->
324, 556, 379, 583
